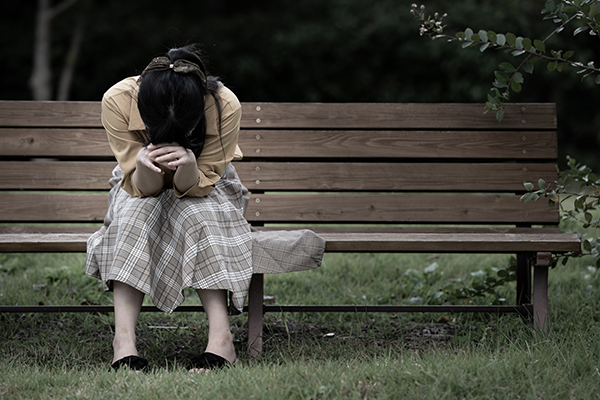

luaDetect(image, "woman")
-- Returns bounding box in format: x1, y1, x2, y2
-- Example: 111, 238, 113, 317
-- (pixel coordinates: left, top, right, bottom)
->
86, 45, 325, 373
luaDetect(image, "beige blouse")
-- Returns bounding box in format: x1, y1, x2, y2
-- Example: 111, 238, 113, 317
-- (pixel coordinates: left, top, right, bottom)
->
101, 76, 243, 198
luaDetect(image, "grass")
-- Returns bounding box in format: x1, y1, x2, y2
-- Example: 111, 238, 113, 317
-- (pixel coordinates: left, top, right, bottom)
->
1, 239, 600, 399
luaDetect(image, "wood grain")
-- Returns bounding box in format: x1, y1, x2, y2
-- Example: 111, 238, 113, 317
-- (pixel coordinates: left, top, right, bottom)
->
0, 128, 112, 157
236, 162, 557, 192
1, 101, 556, 130
0, 231, 580, 253
0, 101, 101, 127
0, 161, 556, 192
245, 193, 558, 224
0, 161, 116, 190
0, 192, 556, 224
241, 103, 556, 130
0, 193, 107, 222
238, 130, 558, 159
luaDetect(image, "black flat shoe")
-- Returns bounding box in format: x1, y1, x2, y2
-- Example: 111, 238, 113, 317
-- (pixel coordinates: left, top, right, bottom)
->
111, 355, 148, 372
189, 352, 231, 371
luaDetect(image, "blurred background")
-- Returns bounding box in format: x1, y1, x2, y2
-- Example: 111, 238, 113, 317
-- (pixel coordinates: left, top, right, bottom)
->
1, 0, 598, 169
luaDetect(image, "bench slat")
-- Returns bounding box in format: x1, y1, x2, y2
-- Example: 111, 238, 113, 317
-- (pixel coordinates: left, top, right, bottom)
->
0, 128, 112, 157
0, 128, 557, 160
0, 161, 556, 192
0, 101, 101, 128
239, 162, 557, 192
247, 193, 558, 224
0, 192, 556, 224
0, 225, 563, 235
1, 101, 556, 130
320, 232, 581, 253
0, 232, 580, 253
241, 103, 556, 130
238, 130, 558, 159
0, 161, 116, 190
0, 193, 107, 222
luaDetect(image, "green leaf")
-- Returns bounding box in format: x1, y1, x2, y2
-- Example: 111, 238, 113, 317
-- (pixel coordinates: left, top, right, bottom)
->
538, 178, 547, 189
523, 62, 535, 74
534, 39, 546, 53
480, 42, 491, 52
506, 33, 517, 46
585, 212, 593, 223
515, 37, 524, 49
545, 0, 556, 12
521, 192, 537, 203
478, 30, 488, 42
511, 80, 522, 93
557, 62, 568, 72
583, 239, 592, 252
494, 71, 510, 84
487, 31, 497, 43
595, 75, 600, 84
582, 3, 591, 15
462, 41, 474, 48
499, 62, 516, 73
456, 32, 466, 40
465, 28, 474, 40
563, 51, 574, 59
548, 61, 558, 71
522, 37, 532, 50
514, 72, 524, 84
574, 26, 589, 36
511, 50, 526, 56
524, 182, 535, 191
496, 34, 506, 46
496, 108, 505, 121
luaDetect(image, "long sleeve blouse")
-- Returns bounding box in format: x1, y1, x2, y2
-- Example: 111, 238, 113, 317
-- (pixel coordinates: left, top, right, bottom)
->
101, 76, 243, 198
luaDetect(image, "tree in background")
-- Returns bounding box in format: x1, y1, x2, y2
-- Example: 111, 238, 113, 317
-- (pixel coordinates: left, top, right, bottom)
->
412, 1, 600, 266
30, 0, 88, 100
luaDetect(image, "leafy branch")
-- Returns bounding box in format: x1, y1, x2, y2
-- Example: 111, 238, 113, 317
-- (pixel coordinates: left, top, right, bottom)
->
522, 156, 600, 267
411, 1, 600, 120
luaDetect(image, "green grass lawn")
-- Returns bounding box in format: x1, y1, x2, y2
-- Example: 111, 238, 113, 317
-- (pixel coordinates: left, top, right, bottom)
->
1, 242, 599, 399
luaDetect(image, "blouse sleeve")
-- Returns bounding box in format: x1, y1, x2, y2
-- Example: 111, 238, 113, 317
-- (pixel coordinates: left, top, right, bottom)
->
173, 87, 242, 198
101, 89, 159, 198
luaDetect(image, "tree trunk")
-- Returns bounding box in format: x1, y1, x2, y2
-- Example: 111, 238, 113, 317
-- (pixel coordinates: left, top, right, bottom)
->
30, 0, 52, 100
57, 5, 87, 101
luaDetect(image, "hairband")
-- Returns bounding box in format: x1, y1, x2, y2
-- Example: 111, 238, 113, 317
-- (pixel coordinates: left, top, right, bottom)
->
139, 56, 206, 84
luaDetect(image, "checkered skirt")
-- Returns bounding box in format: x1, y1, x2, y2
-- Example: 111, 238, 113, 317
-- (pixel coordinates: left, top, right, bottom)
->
86, 164, 325, 313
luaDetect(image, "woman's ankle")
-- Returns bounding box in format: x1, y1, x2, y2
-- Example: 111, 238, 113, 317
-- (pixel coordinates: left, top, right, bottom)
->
112, 335, 139, 363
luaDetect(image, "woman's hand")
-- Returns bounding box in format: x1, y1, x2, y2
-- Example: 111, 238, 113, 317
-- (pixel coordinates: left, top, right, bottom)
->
136, 145, 162, 174
147, 143, 196, 171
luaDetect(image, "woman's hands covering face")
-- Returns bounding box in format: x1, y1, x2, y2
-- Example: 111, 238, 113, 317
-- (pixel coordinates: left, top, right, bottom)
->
137, 143, 196, 173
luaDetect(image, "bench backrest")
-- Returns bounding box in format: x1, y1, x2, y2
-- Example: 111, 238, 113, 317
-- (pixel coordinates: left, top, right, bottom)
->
0, 101, 558, 233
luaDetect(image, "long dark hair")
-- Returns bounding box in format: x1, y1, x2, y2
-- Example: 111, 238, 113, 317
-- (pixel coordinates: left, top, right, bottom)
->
137, 45, 222, 157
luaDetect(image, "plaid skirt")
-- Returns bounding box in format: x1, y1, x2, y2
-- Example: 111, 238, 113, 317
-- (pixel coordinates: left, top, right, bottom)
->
86, 164, 325, 313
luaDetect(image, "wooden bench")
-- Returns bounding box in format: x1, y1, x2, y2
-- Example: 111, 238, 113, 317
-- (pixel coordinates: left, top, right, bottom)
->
0, 101, 581, 358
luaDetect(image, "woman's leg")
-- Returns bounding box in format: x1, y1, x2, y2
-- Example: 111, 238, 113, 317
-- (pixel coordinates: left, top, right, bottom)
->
112, 281, 145, 363
195, 289, 236, 364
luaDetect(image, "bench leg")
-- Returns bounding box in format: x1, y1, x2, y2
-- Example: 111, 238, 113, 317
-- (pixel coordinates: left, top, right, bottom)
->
515, 253, 531, 306
247, 273, 264, 359
533, 252, 551, 333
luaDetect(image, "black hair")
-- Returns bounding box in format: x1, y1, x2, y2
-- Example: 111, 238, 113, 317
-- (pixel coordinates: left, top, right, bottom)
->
137, 44, 222, 157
